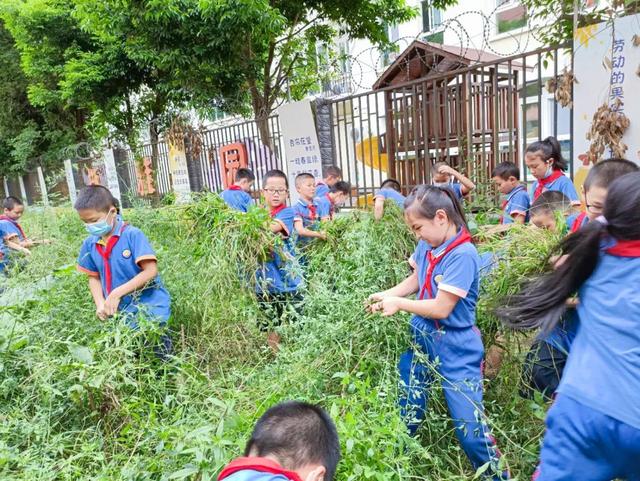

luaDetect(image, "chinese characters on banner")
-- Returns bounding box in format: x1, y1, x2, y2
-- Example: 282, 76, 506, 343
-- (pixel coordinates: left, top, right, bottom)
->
102, 148, 122, 204
168, 142, 192, 203
574, 14, 640, 172
277, 100, 323, 204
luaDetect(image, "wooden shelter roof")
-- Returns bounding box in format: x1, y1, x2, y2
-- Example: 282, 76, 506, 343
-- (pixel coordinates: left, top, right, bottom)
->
372, 40, 516, 90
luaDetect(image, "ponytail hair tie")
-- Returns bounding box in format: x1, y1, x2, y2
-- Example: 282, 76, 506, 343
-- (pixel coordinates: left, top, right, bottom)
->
596, 215, 608, 226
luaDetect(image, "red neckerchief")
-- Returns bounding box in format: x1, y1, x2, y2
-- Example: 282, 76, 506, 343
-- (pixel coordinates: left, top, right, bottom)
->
218, 457, 303, 481
533, 169, 563, 200
228, 185, 243, 191
419, 229, 472, 300
0, 215, 26, 239
325, 193, 335, 219
95, 223, 128, 295
499, 185, 525, 224
298, 199, 317, 220
570, 212, 588, 233
270, 204, 287, 218
606, 239, 640, 257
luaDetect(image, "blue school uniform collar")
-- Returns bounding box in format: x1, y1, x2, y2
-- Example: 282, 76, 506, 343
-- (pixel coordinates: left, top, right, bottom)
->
506, 184, 525, 202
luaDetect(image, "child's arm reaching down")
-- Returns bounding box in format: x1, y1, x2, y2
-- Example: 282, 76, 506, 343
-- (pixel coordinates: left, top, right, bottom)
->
368, 271, 419, 302
294, 220, 327, 240
99, 260, 159, 318
370, 288, 460, 319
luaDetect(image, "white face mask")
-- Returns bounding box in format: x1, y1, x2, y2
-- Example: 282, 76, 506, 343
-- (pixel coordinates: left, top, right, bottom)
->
544, 161, 554, 178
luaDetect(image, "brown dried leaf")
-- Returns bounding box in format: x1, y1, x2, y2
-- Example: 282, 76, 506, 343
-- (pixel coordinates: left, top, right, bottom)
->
633, 34, 640, 47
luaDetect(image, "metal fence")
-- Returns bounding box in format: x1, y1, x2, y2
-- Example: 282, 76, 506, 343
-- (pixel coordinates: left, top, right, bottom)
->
4, 45, 573, 208
121, 116, 285, 199
325, 44, 573, 204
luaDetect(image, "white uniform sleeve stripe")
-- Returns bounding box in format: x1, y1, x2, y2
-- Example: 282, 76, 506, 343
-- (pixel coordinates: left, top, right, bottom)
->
438, 283, 468, 298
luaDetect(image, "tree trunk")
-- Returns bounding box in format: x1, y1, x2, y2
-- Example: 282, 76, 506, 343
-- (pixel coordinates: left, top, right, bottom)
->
249, 79, 273, 150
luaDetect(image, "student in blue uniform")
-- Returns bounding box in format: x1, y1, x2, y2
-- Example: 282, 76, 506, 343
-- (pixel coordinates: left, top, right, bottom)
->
315, 166, 342, 198
373, 179, 406, 221
293, 173, 327, 247
567, 158, 638, 234
522, 158, 639, 399
0, 196, 51, 256
491, 162, 530, 224
525, 136, 579, 206
316, 181, 350, 221
75, 185, 172, 357
218, 401, 340, 481
529, 191, 571, 232
257, 170, 302, 350
498, 172, 640, 481
368, 185, 507, 480
222, 168, 256, 213
432, 161, 476, 200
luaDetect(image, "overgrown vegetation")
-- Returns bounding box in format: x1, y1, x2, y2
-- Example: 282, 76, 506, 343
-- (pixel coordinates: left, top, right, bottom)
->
0, 198, 558, 480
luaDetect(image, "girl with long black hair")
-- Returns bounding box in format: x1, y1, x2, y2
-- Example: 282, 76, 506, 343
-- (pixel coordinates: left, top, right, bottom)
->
497, 172, 640, 480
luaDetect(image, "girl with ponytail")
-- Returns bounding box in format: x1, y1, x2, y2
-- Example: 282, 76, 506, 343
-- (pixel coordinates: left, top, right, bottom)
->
525, 136, 580, 206
497, 172, 640, 480
367, 185, 508, 480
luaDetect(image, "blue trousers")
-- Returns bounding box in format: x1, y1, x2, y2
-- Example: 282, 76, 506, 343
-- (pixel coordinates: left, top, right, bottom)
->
398, 316, 507, 479
534, 395, 640, 481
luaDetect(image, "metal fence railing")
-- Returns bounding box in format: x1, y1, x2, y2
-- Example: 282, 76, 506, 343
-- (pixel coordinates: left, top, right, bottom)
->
5, 45, 573, 208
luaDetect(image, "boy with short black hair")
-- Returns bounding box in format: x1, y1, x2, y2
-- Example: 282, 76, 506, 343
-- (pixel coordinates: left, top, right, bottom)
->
315, 166, 342, 197
431, 161, 475, 200
373, 179, 405, 221
316, 181, 350, 221
491, 161, 530, 224
75, 185, 172, 357
222, 168, 256, 213
293, 173, 326, 245
218, 401, 340, 481
529, 191, 571, 232
257, 170, 302, 350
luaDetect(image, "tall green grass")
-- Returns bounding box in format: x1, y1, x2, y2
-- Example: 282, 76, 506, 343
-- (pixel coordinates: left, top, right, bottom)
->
0, 197, 558, 480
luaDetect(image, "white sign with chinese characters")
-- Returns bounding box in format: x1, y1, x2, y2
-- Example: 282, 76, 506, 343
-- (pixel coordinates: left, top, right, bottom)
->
278, 100, 322, 204
64, 159, 77, 205
574, 14, 640, 168
102, 148, 122, 203
168, 143, 192, 204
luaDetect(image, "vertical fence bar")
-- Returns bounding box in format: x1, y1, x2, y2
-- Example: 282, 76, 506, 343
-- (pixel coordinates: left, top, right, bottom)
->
522, 55, 528, 185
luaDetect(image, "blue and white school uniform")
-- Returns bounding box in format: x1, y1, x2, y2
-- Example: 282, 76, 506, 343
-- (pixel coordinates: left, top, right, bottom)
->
373, 188, 406, 208
400, 229, 506, 478
433, 182, 466, 200
0, 216, 25, 242
314, 194, 335, 220
255, 206, 301, 295
76, 219, 171, 327
500, 185, 530, 224
315, 182, 330, 197
534, 239, 640, 480
221, 186, 254, 213
530, 172, 580, 205
293, 199, 321, 246
567, 212, 589, 233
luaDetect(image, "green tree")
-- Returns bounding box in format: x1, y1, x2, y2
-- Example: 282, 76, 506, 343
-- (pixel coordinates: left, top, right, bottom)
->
73, 0, 460, 147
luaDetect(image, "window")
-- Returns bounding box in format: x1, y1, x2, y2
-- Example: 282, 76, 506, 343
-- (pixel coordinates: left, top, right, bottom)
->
382, 24, 400, 67
422, 1, 442, 33
495, 0, 526, 35
548, 99, 571, 137
525, 103, 539, 139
